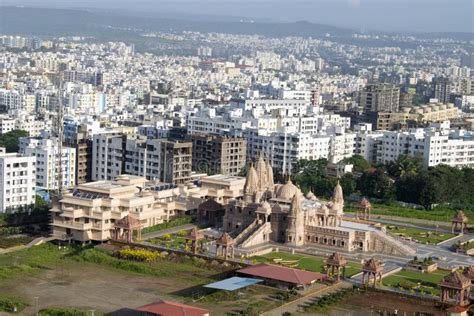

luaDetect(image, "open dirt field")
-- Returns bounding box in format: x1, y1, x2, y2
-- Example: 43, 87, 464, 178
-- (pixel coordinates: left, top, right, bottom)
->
0, 245, 280, 315
339, 290, 445, 316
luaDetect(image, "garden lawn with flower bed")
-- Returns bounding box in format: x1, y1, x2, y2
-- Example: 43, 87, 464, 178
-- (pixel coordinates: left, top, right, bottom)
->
253, 251, 362, 277
382, 269, 450, 295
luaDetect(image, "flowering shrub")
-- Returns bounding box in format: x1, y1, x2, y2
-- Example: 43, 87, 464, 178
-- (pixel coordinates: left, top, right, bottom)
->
116, 248, 159, 262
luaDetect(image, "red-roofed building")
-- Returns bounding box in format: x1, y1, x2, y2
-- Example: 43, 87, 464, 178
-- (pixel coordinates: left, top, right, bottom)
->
136, 300, 210, 316
446, 305, 468, 316
237, 263, 325, 289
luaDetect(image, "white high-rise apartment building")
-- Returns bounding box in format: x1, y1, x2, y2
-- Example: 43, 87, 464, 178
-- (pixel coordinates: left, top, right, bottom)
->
376, 122, 474, 168
91, 132, 125, 181
19, 137, 76, 191
354, 123, 384, 163
0, 149, 36, 213
245, 128, 355, 174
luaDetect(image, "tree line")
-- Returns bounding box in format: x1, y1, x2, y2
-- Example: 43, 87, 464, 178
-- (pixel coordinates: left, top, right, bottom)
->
290, 155, 474, 210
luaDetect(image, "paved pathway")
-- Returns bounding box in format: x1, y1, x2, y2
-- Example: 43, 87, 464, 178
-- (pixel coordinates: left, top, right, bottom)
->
141, 224, 195, 240
0, 236, 54, 255
263, 282, 352, 315
344, 214, 452, 233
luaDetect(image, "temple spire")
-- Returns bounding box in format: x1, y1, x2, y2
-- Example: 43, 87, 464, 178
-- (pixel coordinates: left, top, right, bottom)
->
244, 163, 258, 198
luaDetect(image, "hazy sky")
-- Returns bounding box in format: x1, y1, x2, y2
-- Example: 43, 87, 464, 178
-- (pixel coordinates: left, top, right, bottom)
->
2, 0, 473, 33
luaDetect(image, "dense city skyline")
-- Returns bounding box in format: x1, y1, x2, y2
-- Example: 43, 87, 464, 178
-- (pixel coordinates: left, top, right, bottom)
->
0, 2, 473, 315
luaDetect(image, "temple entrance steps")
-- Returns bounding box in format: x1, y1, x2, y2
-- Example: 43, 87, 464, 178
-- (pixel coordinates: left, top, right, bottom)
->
372, 230, 417, 256
239, 222, 272, 248
233, 219, 259, 245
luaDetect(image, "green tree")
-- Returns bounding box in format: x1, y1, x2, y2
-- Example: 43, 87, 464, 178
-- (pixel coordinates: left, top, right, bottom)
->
313, 177, 337, 198
34, 195, 49, 213
340, 173, 356, 196
387, 155, 422, 179
358, 168, 394, 201
0, 130, 29, 152
428, 164, 463, 204
294, 158, 328, 176
341, 155, 371, 173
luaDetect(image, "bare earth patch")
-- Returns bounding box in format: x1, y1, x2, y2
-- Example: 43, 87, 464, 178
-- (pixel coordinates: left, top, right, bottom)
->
340, 290, 444, 316
2, 262, 194, 315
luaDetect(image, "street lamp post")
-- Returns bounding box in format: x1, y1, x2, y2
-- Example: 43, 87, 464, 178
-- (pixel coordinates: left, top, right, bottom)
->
34, 297, 39, 316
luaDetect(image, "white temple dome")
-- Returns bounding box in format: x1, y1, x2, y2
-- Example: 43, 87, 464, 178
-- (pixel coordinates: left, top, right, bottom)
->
276, 178, 299, 200
257, 201, 272, 213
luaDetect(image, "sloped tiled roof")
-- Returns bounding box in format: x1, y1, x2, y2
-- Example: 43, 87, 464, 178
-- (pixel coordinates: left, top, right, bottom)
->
237, 263, 325, 286
136, 300, 209, 316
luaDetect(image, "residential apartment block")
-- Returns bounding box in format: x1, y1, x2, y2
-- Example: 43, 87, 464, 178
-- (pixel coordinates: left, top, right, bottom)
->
377, 128, 474, 168
186, 134, 246, 176
92, 133, 192, 184
0, 149, 36, 213
360, 83, 400, 113
19, 137, 76, 191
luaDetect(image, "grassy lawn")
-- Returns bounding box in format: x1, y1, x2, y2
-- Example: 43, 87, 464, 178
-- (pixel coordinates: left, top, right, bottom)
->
382, 269, 449, 295
0, 235, 35, 249
141, 216, 192, 234
0, 243, 224, 288
345, 202, 474, 223
0, 243, 282, 315
253, 252, 362, 277
0, 294, 28, 313
386, 226, 455, 244
148, 230, 214, 252
39, 307, 103, 316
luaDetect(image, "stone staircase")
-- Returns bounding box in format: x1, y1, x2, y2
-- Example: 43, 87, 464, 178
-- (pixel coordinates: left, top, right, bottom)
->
240, 222, 272, 248
373, 230, 417, 256
233, 220, 259, 246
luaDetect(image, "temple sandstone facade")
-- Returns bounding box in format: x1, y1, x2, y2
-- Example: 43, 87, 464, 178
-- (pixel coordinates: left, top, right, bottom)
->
222, 156, 415, 256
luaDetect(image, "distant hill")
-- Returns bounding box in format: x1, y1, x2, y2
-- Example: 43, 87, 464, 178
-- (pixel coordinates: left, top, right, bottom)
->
0, 6, 351, 38
0, 6, 471, 43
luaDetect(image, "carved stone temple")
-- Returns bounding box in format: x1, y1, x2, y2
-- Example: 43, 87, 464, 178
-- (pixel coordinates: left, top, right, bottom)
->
220, 156, 416, 256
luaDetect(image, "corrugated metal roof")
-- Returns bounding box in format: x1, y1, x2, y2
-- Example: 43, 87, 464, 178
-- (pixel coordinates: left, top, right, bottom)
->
203, 276, 262, 291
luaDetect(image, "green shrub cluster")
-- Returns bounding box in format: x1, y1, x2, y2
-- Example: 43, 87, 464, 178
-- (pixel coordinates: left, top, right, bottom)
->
39, 307, 88, 316
304, 288, 357, 312
73, 248, 169, 277
0, 295, 27, 313
0, 227, 24, 235
275, 288, 299, 301
0, 236, 35, 249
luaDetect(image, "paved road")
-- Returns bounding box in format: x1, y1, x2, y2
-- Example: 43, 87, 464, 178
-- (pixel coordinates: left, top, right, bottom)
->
141, 224, 195, 240
344, 214, 453, 233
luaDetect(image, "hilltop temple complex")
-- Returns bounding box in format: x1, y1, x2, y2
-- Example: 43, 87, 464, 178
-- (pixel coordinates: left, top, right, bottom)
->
222, 156, 416, 256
